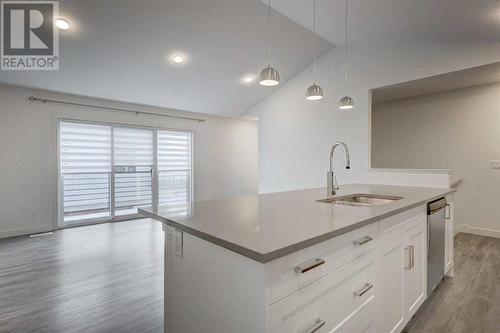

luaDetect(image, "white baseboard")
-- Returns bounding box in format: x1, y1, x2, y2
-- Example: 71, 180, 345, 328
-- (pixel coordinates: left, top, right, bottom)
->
0, 224, 54, 239
454, 224, 469, 236
454, 224, 500, 239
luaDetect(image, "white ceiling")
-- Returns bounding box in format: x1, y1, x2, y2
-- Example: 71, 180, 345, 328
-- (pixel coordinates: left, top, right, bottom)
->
372, 62, 500, 104
3, 1, 500, 117
0, 0, 332, 117
271, 0, 500, 45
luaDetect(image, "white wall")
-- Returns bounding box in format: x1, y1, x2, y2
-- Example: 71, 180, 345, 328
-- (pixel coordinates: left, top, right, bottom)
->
372, 83, 500, 235
246, 44, 500, 193
0, 84, 258, 238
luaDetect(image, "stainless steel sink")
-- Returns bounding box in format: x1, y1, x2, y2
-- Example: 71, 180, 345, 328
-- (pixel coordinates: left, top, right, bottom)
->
317, 194, 403, 207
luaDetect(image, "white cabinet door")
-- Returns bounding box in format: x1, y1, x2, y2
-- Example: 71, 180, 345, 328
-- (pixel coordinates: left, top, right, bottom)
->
444, 194, 454, 275
444, 219, 453, 273
375, 235, 406, 333
404, 222, 427, 319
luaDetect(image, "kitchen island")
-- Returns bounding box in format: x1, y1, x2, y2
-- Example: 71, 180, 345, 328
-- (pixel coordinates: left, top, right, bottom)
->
140, 184, 455, 333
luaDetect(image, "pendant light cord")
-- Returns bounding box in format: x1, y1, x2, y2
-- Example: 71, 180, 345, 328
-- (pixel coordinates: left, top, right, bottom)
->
267, 0, 271, 65
313, 0, 317, 83
344, 0, 349, 95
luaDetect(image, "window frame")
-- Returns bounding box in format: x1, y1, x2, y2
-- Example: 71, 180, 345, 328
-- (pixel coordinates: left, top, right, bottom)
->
57, 118, 194, 228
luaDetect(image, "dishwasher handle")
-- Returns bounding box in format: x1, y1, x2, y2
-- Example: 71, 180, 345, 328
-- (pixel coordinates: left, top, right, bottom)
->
428, 197, 447, 215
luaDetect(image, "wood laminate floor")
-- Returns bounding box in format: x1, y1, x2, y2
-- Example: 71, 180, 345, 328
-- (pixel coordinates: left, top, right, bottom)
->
1, 221, 499, 333
0, 219, 163, 333
406, 233, 500, 333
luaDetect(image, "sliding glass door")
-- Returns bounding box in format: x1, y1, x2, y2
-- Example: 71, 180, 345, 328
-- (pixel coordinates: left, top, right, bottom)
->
60, 121, 113, 223
112, 126, 154, 217
59, 120, 192, 226
157, 130, 192, 218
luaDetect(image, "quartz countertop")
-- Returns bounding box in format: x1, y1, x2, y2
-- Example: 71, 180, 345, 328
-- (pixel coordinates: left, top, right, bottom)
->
139, 184, 454, 263
367, 168, 454, 174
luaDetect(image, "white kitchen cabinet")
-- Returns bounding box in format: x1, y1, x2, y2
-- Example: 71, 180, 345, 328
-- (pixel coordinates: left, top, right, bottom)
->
267, 250, 376, 333
266, 222, 379, 304
375, 233, 406, 333
155, 194, 453, 333
444, 194, 454, 275
376, 215, 427, 333
404, 222, 427, 319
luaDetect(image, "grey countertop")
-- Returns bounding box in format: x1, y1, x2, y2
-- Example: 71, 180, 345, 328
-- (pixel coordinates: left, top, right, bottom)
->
139, 184, 454, 263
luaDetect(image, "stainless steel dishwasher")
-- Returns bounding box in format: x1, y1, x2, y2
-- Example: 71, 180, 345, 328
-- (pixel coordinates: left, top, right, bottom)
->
427, 197, 447, 295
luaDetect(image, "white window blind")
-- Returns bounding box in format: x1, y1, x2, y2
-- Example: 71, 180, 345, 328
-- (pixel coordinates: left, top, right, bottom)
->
113, 126, 154, 166
60, 122, 112, 221
59, 121, 193, 223
60, 121, 112, 173
158, 130, 192, 215
113, 127, 154, 216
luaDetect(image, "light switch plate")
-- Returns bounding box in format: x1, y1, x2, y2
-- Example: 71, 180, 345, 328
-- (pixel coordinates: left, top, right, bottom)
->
174, 229, 183, 258
491, 160, 500, 169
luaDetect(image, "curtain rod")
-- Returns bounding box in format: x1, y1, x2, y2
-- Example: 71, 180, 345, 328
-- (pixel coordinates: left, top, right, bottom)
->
28, 96, 206, 123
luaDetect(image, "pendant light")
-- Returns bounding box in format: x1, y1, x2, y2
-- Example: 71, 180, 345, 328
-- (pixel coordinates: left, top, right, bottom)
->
339, 0, 354, 110
259, 0, 280, 86
305, 0, 323, 101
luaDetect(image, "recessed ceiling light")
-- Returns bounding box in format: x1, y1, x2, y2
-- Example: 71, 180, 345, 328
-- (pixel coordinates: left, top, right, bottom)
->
241, 75, 255, 84
172, 55, 184, 63
55, 18, 70, 30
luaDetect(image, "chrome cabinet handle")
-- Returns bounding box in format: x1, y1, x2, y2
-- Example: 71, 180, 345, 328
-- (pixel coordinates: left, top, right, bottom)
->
353, 283, 373, 297
405, 246, 412, 270
427, 220, 431, 261
304, 318, 326, 333
295, 258, 325, 274
353, 235, 373, 246
445, 203, 451, 220
405, 245, 415, 270
410, 245, 415, 269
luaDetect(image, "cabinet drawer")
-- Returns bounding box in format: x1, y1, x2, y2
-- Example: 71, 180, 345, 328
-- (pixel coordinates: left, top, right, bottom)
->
266, 222, 379, 305
379, 205, 426, 243
267, 250, 376, 333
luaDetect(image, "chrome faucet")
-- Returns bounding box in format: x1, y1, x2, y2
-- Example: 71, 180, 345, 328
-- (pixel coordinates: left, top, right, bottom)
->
327, 142, 350, 195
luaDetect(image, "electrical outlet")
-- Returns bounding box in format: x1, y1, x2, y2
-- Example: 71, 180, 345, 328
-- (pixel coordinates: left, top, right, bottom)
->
174, 229, 183, 258
491, 160, 500, 169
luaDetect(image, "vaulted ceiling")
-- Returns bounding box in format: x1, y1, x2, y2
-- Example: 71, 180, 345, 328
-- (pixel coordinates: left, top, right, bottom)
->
0, 0, 333, 117
271, 0, 500, 46
2, 0, 500, 117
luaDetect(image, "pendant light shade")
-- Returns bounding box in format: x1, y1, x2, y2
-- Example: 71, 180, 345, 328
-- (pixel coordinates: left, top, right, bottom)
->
339, 94, 354, 109
305, 0, 323, 101
259, 0, 280, 87
306, 84, 323, 100
259, 65, 280, 86
338, 0, 354, 110
339, 95, 354, 109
